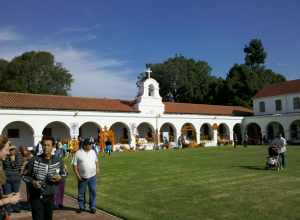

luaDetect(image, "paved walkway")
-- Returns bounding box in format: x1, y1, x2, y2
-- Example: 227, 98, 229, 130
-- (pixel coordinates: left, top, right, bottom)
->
11, 195, 121, 220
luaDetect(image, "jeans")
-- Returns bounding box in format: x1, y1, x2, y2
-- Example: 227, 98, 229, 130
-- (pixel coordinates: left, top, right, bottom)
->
78, 175, 97, 209
3, 179, 21, 212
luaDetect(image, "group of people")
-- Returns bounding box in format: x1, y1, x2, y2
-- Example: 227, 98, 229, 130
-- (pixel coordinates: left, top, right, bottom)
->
0, 135, 100, 220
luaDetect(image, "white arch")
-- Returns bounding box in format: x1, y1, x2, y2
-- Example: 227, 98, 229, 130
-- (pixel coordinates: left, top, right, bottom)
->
42, 121, 71, 141
266, 121, 285, 140
200, 123, 213, 141
218, 123, 230, 139
181, 122, 197, 143
289, 120, 300, 143
2, 121, 35, 147
137, 122, 155, 142
79, 121, 101, 139
110, 122, 131, 144
160, 122, 177, 142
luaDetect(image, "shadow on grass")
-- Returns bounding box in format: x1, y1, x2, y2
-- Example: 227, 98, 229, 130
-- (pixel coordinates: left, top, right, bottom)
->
235, 165, 266, 171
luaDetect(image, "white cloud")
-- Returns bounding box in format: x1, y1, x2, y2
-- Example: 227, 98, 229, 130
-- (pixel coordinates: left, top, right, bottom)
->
0, 27, 21, 42
0, 29, 138, 100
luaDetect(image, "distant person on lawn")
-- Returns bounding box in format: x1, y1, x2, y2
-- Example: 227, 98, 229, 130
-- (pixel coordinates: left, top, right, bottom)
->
243, 133, 248, 147
72, 138, 99, 214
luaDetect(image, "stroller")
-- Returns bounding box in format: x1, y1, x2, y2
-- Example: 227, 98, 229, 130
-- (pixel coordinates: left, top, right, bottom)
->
266, 144, 281, 171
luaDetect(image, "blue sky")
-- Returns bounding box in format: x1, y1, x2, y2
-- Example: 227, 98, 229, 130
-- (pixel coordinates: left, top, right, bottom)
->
0, 0, 299, 99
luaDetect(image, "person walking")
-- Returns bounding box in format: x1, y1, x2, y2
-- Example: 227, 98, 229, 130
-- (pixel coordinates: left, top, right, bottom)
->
272, 133, 287, 169
72, 138, 99, 214
243, 133, 248, 148
23, 136, 66, 220
233, 133, 238, 148
53, 142, 67, 209
2, 145, 23, 213
0, 135, 21, 220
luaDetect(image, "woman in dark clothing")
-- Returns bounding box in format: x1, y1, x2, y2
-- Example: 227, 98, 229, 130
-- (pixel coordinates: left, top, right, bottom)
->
2, 145, 23, 213
0, 135, 21, 220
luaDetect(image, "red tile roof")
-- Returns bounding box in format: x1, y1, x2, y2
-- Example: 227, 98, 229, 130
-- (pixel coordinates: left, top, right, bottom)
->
164, 102, 252, 116
0, 92, 138, 112
254, 79, 300, 98
0, 92, 253, 116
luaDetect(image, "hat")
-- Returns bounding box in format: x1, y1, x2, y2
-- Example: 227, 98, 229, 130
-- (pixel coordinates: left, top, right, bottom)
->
9, 145, 16, 150
83, 138, 94, 145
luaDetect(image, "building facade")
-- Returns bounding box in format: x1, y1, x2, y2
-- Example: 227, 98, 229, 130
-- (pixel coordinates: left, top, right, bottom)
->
243, 79, 300, 144
0, 74, 252, 149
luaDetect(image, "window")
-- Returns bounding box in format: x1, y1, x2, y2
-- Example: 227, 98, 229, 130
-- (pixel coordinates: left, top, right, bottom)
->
275, 99, 282, 111
148, 84, 155, 97
294, 97, 300, 110
7, 129, 19, 138
259, 101, 265, 112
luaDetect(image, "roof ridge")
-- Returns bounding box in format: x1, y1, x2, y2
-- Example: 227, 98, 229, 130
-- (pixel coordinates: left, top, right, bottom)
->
0, 91, 133, 102
163, 102, 250, 109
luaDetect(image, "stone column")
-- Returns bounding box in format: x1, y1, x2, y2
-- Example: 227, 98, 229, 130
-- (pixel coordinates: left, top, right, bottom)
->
213, 128, 218, 146
33, 134, 43, 147
229, 127, 234, 142
197, 129, 201, 144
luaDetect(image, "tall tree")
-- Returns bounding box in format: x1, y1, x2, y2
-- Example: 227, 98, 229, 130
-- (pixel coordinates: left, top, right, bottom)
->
0, 51, 73, 95
0, 59, 9, 84
226, 38, 285, 108
244, 38, 267, 68
137, 55, 213, 103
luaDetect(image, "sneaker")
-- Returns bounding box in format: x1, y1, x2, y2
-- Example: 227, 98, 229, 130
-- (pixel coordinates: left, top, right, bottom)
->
90, 208, 96, 214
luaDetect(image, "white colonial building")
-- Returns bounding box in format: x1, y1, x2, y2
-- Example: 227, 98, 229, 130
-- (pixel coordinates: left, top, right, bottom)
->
0, 70, 252, 150
243, 79, 300, 144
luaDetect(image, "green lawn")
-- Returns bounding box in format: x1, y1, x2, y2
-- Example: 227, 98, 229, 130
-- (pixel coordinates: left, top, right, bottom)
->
65, 146, 300, 220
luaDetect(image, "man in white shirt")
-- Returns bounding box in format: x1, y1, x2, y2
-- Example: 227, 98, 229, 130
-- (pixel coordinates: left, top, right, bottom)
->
72, 138, 99, 214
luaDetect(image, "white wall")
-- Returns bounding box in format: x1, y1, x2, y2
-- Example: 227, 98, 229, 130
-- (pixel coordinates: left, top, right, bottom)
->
253, 92, 300, 115
0, 109, 244, 147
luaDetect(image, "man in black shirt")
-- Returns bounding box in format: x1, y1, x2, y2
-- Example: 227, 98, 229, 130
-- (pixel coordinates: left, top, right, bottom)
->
23, 136, 66, 220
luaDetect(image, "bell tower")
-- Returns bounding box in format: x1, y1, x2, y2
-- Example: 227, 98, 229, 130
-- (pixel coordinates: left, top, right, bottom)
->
135, 67, 165, 115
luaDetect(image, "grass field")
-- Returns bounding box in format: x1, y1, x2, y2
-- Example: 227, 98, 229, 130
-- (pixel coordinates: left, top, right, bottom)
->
65, 146, 300, 220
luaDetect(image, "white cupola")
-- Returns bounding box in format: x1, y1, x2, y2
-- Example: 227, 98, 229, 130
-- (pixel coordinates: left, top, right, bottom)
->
135, 67, 165, 115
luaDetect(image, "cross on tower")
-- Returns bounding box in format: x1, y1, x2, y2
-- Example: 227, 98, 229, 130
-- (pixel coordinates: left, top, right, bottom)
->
146, 67, 152, 79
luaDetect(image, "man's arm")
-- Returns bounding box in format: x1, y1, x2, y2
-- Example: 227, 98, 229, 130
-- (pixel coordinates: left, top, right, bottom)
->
72, 153, 82, 181
73, 165, 82, 181
96, 161, 100, 175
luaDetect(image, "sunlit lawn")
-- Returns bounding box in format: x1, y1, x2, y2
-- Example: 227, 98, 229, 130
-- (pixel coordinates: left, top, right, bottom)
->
65, 145, 300, 220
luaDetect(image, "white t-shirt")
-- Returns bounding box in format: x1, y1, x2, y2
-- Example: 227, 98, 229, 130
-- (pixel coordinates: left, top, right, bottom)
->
72, 149, 98, 179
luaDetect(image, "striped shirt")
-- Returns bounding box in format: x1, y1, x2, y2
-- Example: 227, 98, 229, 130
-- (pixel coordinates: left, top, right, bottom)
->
25, 155, 66, 197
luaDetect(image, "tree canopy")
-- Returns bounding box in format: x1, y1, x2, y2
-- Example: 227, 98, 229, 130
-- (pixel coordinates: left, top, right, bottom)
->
244, 38, 267, 68
0, 51, 73, 95
137, 39, 286, 108
226, 39, 285, 107
137, 55, 213, 103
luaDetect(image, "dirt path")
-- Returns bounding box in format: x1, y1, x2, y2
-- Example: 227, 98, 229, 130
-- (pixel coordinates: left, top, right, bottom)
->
11, 195, 121, 220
